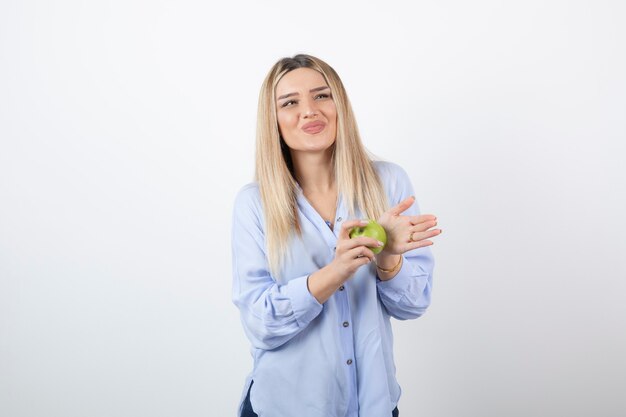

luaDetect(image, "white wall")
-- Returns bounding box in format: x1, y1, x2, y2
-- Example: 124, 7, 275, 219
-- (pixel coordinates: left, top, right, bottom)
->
1, 1, 625, 416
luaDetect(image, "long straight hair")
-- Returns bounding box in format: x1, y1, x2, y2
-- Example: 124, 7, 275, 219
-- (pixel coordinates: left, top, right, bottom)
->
255, 54, 388, 276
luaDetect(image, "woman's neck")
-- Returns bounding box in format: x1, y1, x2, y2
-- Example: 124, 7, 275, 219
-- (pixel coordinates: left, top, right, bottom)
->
291, 148, 335, 194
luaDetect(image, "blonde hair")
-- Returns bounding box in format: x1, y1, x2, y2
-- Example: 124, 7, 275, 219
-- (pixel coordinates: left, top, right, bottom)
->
255, 54, 388, 276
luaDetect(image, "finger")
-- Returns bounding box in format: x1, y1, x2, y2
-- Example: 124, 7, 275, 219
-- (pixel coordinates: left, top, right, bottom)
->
346, 246, 376, 262
346, 254, 373, 272
406, 239, 435, 251
408, 228, 442, 242
407, 214, 437, 225
339, 219, 369, 240
388, 196, 415, 216
344, 236, 384, 250
409, 219, 438, 233
354, 255, 373, 268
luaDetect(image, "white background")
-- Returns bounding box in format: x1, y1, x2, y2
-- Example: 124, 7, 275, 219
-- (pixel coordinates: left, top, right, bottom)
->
1, 1, 625, 416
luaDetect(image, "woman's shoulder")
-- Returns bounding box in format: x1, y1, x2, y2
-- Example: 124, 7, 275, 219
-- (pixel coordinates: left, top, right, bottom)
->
371, 160, 414, 204
233, 182, 262, 213
235, 182, 260, 198
231, 182, 266, 235
372, 160, 411, 183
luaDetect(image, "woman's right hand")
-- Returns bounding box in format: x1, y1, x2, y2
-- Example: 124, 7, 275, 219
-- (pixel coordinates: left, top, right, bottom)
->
329, 219, 383, 282
307, 219, 383, 304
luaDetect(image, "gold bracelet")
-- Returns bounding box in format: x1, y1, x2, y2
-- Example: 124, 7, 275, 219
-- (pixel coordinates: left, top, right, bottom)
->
376, 256, 402, 274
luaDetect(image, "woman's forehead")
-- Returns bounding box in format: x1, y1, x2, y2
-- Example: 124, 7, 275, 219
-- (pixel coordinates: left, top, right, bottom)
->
276, 68, 328, 95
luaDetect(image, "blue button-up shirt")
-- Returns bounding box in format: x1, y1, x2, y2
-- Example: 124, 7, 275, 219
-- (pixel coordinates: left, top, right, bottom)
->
231, 161, 434, 417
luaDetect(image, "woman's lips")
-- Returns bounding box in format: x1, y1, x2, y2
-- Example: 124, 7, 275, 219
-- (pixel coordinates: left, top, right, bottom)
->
301, 121, 326, 134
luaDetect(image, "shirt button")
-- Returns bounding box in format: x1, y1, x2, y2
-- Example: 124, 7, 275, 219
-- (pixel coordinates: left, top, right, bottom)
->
336, 217, 343, 222
339, 285, 345, 291
342, 321, 349, 327
346, 359, 353, 365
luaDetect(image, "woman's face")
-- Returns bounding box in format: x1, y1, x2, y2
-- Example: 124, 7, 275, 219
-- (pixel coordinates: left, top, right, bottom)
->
275, 68, 337, 154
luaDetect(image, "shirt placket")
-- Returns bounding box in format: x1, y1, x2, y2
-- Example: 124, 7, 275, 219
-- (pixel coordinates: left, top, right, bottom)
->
332, 198, 359, 417
296, 190, 359, 416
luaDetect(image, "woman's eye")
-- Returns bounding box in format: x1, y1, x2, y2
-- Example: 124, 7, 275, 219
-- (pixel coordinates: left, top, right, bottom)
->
281, 100, 297, 108
315, 93, 330, 100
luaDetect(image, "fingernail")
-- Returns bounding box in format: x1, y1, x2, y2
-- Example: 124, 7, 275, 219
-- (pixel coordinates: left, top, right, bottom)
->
377, 241, 384, 247
360, 220, 369, 225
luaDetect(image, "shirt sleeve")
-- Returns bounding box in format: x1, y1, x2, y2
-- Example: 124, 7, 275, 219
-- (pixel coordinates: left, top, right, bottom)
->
231, 185, 323, 350
375, 162, 435, 320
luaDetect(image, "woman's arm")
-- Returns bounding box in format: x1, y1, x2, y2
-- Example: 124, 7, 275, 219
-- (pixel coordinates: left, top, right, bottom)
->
307, 219, 382, 304
231, 186, 323, 351
231, 186, 381, 349
374, 163, 441, 320
376, 244, 435, 320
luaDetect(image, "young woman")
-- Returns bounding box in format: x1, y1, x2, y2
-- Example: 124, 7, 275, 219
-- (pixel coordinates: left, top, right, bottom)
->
231, 54, 441, 417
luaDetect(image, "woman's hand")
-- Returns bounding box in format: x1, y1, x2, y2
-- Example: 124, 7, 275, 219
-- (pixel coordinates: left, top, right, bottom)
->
308, 220, 385, 304
329, 219, 383, 281
377, 196, 441, 256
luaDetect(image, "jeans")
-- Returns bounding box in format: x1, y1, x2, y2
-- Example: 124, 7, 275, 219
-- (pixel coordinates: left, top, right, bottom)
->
241, 381, 399, 417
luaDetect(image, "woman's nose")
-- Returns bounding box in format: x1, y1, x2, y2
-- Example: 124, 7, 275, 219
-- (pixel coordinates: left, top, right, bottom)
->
301, 98, 319, 118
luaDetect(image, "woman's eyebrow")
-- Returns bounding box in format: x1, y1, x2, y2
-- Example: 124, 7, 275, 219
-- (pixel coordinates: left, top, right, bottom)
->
277, 86, 329, 101
277, 92, 298, 100
310, 86, 329, 93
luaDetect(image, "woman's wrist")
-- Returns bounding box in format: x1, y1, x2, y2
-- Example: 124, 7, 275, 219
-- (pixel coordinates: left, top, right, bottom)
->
375, 253, 402, 280
307, 263, 346, 304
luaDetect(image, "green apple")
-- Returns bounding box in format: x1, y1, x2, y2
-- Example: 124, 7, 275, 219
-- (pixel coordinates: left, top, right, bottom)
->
349, 220, 387, 254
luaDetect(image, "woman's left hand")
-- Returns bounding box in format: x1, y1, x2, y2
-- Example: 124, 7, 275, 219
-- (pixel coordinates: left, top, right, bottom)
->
377, 196, 441, 256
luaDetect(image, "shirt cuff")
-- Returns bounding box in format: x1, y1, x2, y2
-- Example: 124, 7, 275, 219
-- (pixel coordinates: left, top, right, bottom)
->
287, 274, 324, 328
376, 256, 428, 302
